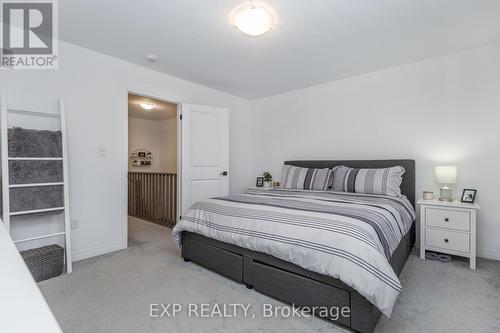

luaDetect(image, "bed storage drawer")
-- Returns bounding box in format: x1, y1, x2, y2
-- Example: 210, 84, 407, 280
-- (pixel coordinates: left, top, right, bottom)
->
182, 235, 243, 283
252, 261, 351, 327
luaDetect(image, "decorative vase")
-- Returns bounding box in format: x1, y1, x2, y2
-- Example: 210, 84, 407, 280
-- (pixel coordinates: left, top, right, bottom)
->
263, 181, 272, 189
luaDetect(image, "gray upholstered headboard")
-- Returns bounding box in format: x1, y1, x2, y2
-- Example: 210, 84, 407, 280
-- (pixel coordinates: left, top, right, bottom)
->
284, 159, 416, 208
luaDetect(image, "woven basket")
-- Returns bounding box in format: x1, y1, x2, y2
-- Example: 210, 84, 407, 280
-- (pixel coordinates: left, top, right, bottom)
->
20, 244, 64, 282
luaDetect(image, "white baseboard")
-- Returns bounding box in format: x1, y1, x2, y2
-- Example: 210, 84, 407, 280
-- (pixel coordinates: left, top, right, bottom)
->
70, 237, 498, 265
477, 247, 500, 261
72, 242, 125, 262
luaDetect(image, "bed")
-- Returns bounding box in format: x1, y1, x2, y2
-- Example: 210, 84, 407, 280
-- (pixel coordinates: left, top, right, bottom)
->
172, 160, 416, 333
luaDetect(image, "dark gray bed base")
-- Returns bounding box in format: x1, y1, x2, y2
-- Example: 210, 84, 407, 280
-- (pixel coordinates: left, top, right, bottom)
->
182, 224, 414, 333
181, 160, 415, 333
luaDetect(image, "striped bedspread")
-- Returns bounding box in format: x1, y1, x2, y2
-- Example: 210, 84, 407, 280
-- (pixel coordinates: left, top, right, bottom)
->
172, 189, 415, 317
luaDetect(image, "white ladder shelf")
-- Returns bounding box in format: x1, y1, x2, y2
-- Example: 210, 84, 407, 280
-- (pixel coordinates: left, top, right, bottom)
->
0, 92, 72, 273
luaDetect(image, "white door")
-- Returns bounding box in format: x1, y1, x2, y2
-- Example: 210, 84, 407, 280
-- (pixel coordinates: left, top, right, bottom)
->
180, 104, 229, 217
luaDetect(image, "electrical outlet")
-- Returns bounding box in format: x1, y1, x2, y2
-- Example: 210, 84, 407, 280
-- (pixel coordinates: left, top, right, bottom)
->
71, 217, 80, 229
98, 146, 106, 157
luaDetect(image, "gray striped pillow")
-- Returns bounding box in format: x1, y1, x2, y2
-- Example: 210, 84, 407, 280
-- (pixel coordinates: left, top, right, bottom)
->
281, 165, 332, 190
331, 165, 405, 197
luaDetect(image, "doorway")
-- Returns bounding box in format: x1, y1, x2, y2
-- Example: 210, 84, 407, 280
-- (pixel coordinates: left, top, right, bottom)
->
127, 93, 178, 230
121, 92, 229, 250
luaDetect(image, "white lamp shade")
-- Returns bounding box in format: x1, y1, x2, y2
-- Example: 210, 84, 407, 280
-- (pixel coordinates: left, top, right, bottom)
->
435, 166, 457, 184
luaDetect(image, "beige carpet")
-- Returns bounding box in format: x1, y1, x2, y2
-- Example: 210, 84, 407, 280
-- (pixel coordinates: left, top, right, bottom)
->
39, 217, 500, 333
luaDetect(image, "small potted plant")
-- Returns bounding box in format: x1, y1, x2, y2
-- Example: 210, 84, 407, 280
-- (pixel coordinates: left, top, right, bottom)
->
263, 171, 273, 189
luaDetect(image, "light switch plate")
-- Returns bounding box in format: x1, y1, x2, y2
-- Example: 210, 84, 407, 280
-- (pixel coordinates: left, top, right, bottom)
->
71, 217, 80, 229
98, 146, 106, 157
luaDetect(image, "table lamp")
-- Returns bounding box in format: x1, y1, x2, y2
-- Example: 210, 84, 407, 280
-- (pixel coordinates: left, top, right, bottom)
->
434, 166, 457, 202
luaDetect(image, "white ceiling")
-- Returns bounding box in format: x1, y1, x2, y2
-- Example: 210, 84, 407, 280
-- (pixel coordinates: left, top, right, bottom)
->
61, 0, 500, 99
128, 94, 177, 121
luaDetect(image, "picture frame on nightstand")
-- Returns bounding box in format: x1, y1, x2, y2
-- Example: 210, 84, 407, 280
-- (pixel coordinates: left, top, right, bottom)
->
256, 177, 264, 187
461, 189, 477, 203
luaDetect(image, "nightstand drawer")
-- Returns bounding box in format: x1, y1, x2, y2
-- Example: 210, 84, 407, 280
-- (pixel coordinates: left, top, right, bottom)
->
425, 208, 470, 231
425, 229, 470, 253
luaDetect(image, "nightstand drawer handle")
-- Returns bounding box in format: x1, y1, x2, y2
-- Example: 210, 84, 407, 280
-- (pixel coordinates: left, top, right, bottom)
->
444, 218, 449, 222
444, 238, 449, 243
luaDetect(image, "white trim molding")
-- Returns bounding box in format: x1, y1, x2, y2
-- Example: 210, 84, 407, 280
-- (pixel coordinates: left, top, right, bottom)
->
72, 242, 124, 262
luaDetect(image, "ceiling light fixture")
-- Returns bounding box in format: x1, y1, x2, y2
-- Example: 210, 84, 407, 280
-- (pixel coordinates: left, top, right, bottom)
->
140, 103, 155, 110
232, 4, 274, 37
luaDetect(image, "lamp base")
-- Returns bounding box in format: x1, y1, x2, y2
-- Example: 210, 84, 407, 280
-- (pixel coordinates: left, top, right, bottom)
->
439, 187, 453, 202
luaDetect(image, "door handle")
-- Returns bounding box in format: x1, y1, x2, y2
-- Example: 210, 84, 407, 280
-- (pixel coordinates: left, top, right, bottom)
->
220, 171, 228, 176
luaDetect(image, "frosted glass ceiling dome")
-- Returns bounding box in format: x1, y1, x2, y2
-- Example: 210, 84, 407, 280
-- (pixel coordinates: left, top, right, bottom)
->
232, 4, 274, 37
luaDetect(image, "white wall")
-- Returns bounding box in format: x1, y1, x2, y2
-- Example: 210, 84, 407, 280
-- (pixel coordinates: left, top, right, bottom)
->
2, 39, 498, 262
128, 117, 177, 173
250, 44, 500, 260
0, 41, 253, 261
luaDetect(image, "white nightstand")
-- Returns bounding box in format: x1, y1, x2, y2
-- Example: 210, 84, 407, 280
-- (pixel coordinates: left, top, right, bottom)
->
247, 186, 274, 191
418, 199, 479, 270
